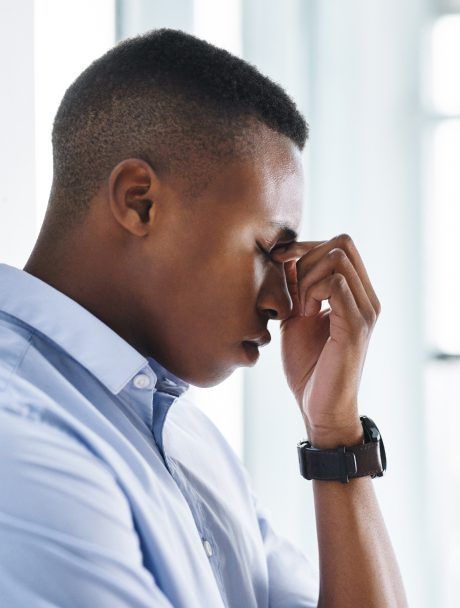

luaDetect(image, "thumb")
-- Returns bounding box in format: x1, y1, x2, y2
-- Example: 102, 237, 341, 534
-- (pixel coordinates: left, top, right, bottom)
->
284, 260, 301, 317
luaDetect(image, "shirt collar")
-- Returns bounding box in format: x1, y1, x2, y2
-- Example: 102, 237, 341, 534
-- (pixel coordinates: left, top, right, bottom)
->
0, 263, 189, 396
146, 356, 189, 396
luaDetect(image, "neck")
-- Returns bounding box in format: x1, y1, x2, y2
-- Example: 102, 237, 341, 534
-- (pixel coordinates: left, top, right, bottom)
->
23, 226, 149, 358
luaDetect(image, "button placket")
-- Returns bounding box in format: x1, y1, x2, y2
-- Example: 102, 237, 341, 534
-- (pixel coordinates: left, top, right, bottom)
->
203, 539, 213, 558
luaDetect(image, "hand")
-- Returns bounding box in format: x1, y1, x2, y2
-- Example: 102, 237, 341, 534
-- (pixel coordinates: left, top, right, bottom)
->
271, 234, 381, 443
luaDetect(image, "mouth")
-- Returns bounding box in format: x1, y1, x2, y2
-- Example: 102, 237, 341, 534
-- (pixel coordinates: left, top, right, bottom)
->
242, 330, 271, 348
240, 330, 271, 364
241, 340, 261, 363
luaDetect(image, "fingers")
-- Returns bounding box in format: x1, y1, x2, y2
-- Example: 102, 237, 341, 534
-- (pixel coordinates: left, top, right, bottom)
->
283, 259, 301, 317
301, 248, 377, 326
304, 272, 362, 333
273, 241, 323, 261
272, 234, 381, 317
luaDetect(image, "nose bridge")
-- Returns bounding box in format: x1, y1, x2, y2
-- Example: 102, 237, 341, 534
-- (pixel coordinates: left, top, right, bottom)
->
258, 265, 293, 320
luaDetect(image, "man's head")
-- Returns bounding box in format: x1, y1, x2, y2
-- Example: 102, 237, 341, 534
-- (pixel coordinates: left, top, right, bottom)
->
31, 28, 308, 387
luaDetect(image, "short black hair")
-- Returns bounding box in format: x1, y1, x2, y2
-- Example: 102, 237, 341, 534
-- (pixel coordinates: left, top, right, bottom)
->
49, 28, 308, 229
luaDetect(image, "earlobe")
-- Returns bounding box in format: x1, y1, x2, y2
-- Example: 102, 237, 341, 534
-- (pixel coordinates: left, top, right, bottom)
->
108, 158, 158, 237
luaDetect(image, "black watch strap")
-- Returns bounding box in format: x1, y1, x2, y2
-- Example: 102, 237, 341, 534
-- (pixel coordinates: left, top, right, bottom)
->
297, 415, 386, 483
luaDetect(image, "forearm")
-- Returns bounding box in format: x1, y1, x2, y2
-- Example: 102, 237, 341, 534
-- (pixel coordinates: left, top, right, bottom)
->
310, 425, 408, 608
276, 235, 407, 605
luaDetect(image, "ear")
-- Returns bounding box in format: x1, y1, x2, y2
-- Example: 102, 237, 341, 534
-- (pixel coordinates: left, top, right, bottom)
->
107, 158, 160, 237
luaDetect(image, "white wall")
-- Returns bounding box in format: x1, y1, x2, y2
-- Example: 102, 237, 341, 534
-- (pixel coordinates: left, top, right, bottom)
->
0, 0, 36, 267
34, 0, 115, 231
0, 1, 115, 269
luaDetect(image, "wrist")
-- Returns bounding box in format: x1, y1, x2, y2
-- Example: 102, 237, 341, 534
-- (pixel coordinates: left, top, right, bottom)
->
305, 418, 364, 449
297, 415, 386, 483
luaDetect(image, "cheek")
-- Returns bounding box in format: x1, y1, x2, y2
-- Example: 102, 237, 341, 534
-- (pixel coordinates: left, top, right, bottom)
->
177, 236, 265, 310
221, 249, 264, 290
196, 252, 261, 317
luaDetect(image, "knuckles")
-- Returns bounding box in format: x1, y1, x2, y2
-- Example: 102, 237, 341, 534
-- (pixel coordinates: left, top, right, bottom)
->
327, 247, 348, 264
297, 245, 349, 275
335, 233, 353, 247
330, 272, 346, 290
363, 308, 378, 327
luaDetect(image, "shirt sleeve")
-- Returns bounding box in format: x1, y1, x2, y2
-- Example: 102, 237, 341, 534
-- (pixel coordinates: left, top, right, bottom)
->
250, 485, 320, 608
0, 408, 173, 608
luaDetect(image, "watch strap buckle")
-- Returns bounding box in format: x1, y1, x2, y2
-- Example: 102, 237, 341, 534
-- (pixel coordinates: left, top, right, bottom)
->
339, 445, 358, 483
298, 442, 359, 483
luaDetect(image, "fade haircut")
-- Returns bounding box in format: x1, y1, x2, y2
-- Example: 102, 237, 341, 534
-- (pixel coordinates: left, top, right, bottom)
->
49, 28, 309, 229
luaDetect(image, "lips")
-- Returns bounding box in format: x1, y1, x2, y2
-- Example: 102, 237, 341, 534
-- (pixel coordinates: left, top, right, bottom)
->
241, 340, 261, 363
242, 330, 271, 348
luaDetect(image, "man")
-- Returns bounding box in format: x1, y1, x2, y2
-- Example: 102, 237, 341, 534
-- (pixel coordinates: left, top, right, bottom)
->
0, 28, 407, 607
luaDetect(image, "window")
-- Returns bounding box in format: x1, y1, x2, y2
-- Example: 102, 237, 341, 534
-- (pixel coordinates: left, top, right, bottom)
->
423, 12, 460, 607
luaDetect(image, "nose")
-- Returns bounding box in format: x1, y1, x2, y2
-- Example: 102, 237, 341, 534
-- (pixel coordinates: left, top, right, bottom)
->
257, 267, 294, 321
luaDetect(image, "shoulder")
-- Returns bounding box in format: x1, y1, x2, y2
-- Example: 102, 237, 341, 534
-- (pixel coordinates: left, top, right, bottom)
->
0, 403, 136, 553
0, 316, 33, 392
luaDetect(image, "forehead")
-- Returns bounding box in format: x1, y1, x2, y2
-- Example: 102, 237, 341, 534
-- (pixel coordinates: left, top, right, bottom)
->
248, 131, 304, 233
203, 132, 303, 234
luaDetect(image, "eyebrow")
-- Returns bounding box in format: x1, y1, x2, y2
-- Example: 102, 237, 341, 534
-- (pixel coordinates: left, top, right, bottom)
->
269, 221, 298, 242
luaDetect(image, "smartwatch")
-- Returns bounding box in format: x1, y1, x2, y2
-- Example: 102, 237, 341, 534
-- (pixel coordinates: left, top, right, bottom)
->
297, 415, 387, 483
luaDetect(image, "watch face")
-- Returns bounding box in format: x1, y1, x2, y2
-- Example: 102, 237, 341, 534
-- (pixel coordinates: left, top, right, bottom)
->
361, 415, 386, 472
379, 435, 387, 472
360, 415, 379, 441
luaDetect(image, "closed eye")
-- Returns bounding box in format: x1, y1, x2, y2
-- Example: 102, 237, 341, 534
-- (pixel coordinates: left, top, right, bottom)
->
257, 243, 290, 263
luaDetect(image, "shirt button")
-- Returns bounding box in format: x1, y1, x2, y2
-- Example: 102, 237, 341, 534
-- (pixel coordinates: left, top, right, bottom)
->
133, 373, 151, 389
203, 539, 213, 557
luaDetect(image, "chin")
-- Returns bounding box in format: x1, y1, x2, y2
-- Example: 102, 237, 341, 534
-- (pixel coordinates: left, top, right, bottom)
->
187, 360, 239, 388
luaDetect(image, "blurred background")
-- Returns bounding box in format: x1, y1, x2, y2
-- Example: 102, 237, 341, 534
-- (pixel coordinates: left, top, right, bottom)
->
1, 0, 459, 605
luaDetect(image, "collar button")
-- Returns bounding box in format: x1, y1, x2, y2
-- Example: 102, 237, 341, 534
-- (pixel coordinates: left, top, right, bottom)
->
133, 373, 151, 389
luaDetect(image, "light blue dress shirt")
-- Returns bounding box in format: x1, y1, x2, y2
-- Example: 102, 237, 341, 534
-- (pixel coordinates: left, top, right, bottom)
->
0, 262, 319, 607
